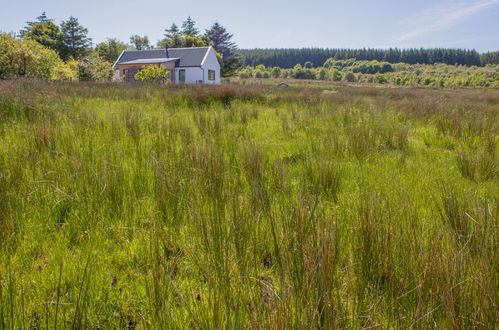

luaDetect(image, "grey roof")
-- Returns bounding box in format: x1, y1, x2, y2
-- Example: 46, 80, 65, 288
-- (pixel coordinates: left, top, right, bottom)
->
120, 58, 179, 65
115, 47, 210, 68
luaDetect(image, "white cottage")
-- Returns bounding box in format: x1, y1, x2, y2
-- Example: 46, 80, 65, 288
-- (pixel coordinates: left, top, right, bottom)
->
113, 46, 221, 84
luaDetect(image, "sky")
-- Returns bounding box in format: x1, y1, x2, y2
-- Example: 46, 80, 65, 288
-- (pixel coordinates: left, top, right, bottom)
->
1, 0, 498, 52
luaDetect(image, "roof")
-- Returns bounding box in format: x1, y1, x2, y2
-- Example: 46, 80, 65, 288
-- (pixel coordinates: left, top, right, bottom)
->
114, 47, 211, 68
119, 58, 179, 65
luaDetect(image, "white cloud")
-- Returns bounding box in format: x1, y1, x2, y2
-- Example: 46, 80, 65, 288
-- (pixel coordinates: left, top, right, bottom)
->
396, 0, 499, 42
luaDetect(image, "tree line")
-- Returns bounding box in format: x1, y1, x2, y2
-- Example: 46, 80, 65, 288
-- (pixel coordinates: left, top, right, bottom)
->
0, 13, 240, 80
240, 48, 499, 68
236, 60, 499, 87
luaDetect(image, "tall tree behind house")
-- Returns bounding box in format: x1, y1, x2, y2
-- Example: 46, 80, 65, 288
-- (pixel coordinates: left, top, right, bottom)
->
205, 22, 241, 76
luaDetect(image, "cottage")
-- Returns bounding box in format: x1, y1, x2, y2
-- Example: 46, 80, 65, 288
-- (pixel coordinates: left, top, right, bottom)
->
113, 46, 221, 84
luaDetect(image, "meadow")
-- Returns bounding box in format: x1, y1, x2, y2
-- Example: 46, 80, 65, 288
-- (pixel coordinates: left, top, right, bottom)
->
0, 80, 497, 328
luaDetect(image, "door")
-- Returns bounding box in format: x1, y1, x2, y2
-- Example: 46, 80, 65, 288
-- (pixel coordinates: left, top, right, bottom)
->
179, 69, 186, 83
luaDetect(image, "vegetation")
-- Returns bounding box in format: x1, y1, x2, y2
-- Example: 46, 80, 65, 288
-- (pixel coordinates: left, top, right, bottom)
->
134, 65, 170, 83
0, 13, 240, 80
237, 60, 499, 87
158, 17, 241, 76
0, 81, 496, 328
240, 48, 498, 68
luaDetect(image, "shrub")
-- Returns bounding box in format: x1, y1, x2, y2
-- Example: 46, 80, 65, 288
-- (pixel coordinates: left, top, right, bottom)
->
134, 65, 170, 83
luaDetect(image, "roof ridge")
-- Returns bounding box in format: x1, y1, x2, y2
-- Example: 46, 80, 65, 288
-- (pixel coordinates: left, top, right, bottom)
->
124, 46, 209, 52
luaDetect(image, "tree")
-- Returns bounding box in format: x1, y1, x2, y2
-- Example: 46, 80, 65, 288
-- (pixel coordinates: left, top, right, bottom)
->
129, 35, 150, 50
134, 65, 169, 83
96, 38, 128, 62
2, 35, 62, 79
0, 33, 16, 78
77, 54, 113, 81
20, 12, 62, 53
60, 17, 92, 60
181, 16, 199, 36
183, 35, 207, 47
159, 23, 183, 48
205, 22, 240, 76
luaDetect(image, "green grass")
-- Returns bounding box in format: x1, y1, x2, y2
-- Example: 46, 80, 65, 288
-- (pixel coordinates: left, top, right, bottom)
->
0, 81, 497, 328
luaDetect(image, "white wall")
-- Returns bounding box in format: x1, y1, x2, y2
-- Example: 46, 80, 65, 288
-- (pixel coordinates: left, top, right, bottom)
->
201, 47, 221, 84
173, 67, 204, 84
172, 47, 221, 84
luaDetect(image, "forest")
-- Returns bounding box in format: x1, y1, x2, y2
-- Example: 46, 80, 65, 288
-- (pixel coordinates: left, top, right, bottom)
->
240, 48, 499, 68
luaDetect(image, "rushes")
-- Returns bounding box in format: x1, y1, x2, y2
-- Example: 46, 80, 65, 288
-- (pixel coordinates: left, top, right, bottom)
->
456, 136, 497, 181
0, 80, 497, 328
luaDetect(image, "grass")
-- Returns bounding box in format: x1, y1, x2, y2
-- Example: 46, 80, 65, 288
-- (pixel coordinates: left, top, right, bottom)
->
0, 80, 497, 328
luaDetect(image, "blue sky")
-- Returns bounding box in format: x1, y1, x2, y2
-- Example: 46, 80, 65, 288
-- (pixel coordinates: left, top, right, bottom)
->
2, 0, 498, 51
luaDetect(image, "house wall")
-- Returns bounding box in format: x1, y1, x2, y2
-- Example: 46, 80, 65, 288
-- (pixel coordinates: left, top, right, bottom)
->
117, 62, 176, 81
173, 67, 204, 84
201, 47, 221, 84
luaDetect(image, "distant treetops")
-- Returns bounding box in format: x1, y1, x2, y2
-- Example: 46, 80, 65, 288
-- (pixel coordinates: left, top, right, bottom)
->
240, 48, 499, 68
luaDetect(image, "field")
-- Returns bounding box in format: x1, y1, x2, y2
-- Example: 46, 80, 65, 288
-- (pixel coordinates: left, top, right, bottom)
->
0, 80, 497, 328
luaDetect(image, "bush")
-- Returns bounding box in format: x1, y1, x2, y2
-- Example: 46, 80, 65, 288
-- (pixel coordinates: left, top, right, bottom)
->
344, 72, 356, 82
51, 61, 77, 81
134, 65, 170, 83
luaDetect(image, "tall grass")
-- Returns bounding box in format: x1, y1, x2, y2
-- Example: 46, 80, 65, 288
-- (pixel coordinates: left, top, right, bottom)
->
0, 80, 497, 328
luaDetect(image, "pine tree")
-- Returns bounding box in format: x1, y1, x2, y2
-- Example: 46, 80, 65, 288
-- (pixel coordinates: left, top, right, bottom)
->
20, 12, 62, 54
205, 22, 240, 76
60, 17, 92, 60
181, 16, 199, 36
159, 23, 183, 48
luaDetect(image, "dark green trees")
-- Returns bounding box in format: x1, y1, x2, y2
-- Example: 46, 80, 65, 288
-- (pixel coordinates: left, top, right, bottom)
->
240, 48, 486, 68
21, 13, 91, 60
205, 22, 241, 76
60, 17, 92, 60
160, 24, 183, 48
20, 12, 62, 53
181, 16, 199, 37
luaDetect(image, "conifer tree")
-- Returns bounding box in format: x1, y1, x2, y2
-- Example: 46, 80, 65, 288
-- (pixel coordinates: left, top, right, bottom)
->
205, 22, 240, 76
20, 12, 62, 54
181, 16, 199, 37
60, 16, 92, 60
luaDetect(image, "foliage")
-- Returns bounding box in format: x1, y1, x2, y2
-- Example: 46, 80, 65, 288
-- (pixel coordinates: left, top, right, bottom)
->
481, 51, 499, 65
181, 16, 199, 36
237, 60, 499, 87
59, 16, 92, 60
20, 12, 63, 53
77, 55, 113, 81
129, 35, 150, 50
205, 22, 241, 76
95, 38, 128, 63
159, 23, 183, 48
0, 33, 62, 79
240, 48, 484, 68
134, 65, 170, 82
50, 60, 78, 80
0, 81, 496, 328
158, 17, 210, 49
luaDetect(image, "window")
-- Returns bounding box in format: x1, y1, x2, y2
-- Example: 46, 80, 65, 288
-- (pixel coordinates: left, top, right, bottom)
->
179, 69, 186, 83
208, 70, 215, 81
